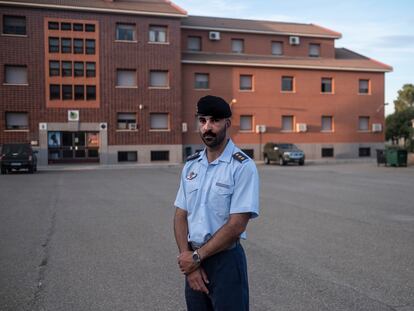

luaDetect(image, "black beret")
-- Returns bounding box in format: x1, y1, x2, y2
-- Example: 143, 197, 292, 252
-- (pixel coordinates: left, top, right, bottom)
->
196, 95, 232, 118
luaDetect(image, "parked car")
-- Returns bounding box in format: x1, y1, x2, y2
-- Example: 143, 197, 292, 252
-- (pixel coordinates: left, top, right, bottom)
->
263, 142, 305, 166
0, 143, 38, 174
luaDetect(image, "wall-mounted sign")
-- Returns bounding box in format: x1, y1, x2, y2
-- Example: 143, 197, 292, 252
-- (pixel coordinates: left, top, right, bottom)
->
68, 110, 79, 122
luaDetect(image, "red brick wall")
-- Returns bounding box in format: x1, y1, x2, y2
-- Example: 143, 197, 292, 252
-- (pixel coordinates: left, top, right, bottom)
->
0, 6, 182, 146
181, 29, 335, 58
182, 64, 385, 145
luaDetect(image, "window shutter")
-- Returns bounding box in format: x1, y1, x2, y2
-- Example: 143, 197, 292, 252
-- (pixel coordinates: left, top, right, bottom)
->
117, 70, 136, 87
6, 112, 28, 128
5, 66, 27, 84
150, 71, 168, 87
150, 113, 168, 129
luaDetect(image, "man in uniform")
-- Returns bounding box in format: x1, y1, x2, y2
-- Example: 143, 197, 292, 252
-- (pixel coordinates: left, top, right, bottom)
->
174, 95, 260, 311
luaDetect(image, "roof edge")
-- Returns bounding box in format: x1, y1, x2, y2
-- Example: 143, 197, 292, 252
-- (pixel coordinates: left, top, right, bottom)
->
0, 1, 188, 18
311, 23, 342, 39
180, 25, 340, 39
181, 59, 393, 73
338, 48, 393, 71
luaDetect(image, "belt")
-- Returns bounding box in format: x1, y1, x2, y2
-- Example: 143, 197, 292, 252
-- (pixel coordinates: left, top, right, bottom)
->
189, 239, 240, 251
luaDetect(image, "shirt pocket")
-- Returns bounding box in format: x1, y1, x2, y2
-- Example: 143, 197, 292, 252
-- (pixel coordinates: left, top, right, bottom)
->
211, 180, 234, 216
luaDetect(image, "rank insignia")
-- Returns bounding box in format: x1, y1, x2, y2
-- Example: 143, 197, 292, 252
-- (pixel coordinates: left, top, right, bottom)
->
232, 152, 248, 163
186, 171, 197, 180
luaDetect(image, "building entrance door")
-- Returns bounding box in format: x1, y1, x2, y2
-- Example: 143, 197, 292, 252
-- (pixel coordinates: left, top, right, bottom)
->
48, 131, 99, 164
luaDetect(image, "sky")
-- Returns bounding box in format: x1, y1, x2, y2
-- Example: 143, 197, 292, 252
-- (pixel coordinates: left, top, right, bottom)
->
172, 0, 413, 116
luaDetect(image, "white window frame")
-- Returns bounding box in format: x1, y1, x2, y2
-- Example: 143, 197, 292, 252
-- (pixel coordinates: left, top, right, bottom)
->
116, 69, 137, 88
149, 25, 168, 43
149, 70, 169, 88
239, 75, 253, 91
281, 115, 294, 132
116, 23, 136, 42
4, 65, 28, 85
5, 112, 29, 130
150, 113, 169, 131
240, 115, 253, 132
187, 36, 201, 51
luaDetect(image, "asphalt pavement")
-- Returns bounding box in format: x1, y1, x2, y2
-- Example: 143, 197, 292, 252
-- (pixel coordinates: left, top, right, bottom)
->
0, 163, 413, 311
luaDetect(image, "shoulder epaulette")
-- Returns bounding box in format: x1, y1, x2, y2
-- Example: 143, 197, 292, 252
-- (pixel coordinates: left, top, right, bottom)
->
186, 152, 201, 162
232, 152, 248, 163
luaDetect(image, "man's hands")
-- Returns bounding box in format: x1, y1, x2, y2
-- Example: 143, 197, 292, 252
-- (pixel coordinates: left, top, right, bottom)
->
177, 250, 198, 275
187, 267, 210, 294
177, 251, 209, 294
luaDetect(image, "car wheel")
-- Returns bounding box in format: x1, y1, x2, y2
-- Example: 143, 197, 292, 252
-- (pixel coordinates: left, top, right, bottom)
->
34, 165, 37, 172
1, 167, 6, 175
279, 157, 285, 166
299, 160, 305, 166
28, 165, 34, 174
264, 156, 270, 165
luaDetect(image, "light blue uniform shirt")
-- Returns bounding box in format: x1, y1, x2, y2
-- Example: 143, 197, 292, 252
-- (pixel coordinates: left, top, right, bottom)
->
174, 139, 259, 244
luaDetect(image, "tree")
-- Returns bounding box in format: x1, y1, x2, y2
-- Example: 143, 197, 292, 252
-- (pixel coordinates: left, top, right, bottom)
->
394, 84, 414, 112
385, 107, 414, 145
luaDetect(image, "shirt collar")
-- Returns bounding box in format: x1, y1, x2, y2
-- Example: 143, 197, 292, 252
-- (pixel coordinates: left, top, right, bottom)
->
199, 139, 235, 165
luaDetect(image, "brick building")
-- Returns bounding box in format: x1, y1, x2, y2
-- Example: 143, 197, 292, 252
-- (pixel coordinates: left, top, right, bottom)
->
0, 0, 392, 165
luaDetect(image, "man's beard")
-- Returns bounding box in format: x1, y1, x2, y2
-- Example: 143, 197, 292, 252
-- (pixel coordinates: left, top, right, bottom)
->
200, 126, 227, 149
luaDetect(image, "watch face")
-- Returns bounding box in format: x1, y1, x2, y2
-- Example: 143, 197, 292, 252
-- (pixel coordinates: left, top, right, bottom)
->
192, 251, 200, 263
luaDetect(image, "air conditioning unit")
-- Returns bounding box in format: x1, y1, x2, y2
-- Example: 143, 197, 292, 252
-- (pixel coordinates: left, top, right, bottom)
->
68, 110, 79, 122
289, 36, 300, 45
296, 123, 307, 132
209, 31, 221, 41
255, 124, 266, 133
182, 122, 188, 133
372, 123, 382, 132
128, 123, 137, 130
39, 123, 47, 131
100, 122, 107, 131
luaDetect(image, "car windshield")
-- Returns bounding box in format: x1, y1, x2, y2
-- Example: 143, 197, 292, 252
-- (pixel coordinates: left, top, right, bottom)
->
2, 144, 30, 155
279, 144, 297, 149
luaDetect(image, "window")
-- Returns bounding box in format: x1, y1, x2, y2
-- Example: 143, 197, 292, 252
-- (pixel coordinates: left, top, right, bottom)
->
232, 39, 244, 53
50, 84, 60, 100
74, 62, 84, 77
86, 62, 96, 77
321, 78, 333, 93
195, 73, 209, 89
73, 39, 84, 54
271, 41, 283, 55
117, 69, 137, 87
321, 116, 333, 131
85, 24, 95, 32
61, 22, 71, 31
74, 85, 84, 100
281, 76, 294, 92
117, 113, 137, 129
62, 61, 72, 77
282, 115, 294, 131
5, 112, 28, 130
309, 43, 320, 57
321, 148, 334, 158
48, 21, 59, 30
61, 38, 71, 53
116, 23, 136, 41
49, 37, 59, 53
73, 23, 83, 31
49, 61, 60, 76
3, 15, 26, 35
240, 115, 253, 131
187, 36, 201, 51
149, 70, 168, 88
118, 151, 138, 162
358, 116, 369, 131
150, 113, 169, 130
359, 147, 371, 157
85, 39, 95, 54
62, 85, 72, 100
359, 79, 370, 94
240, 75, 252, 91
151, 151, 169, 161
4, 65, 27, 84
86, 85, 96, 100
149, 25, 167, 43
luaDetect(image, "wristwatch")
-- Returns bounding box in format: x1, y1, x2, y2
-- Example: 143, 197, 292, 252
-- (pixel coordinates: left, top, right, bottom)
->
192, 250, 202, 265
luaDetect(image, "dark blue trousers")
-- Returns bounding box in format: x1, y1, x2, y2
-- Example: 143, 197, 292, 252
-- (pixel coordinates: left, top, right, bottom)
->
185, 243, 249, 311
